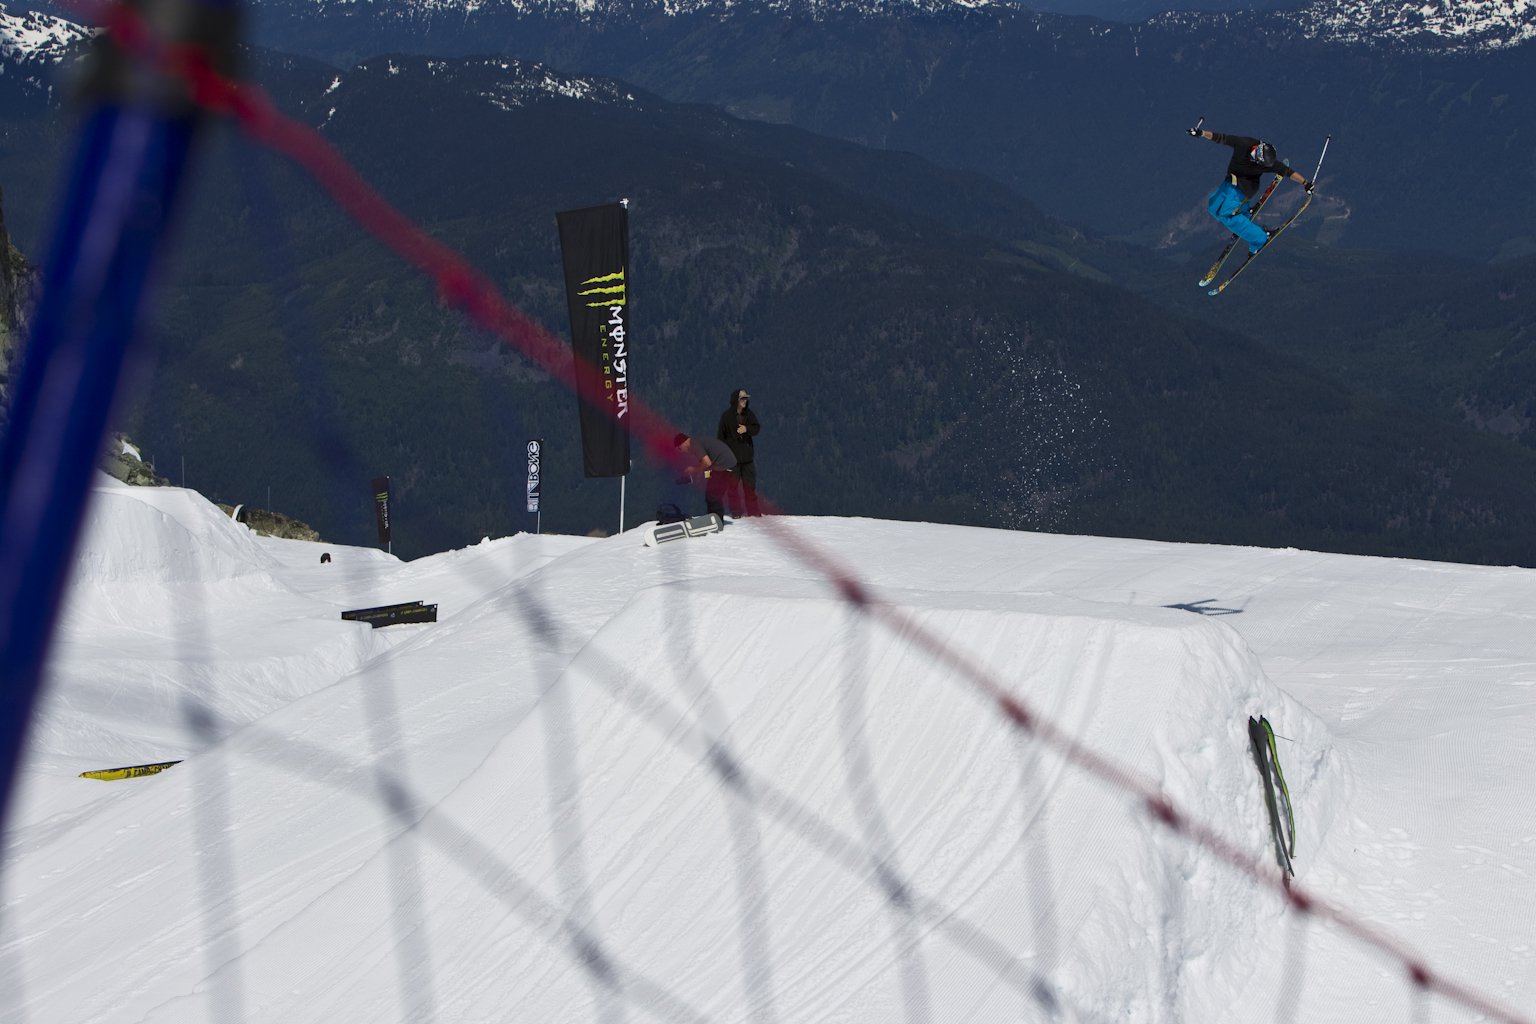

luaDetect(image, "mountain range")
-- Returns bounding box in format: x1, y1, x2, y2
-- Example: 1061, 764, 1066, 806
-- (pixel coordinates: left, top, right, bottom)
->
208, 0, 1536, 262
243, 0, 1536, 53
2, 0, 1536, 563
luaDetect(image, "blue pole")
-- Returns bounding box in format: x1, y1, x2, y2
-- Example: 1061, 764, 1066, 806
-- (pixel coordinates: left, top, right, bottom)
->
0, 0, 238, 861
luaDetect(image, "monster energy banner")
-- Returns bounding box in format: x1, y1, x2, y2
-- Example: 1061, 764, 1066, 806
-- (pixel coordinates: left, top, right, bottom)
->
526, 439, 542, 513
556, 202, 631, 478
371, 475, 391, 546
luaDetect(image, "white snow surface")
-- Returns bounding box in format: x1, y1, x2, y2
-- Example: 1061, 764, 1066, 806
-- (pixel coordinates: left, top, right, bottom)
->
1297, 0, 1536, 50
0, 3, 91, 64
2, 475, 1533, 1023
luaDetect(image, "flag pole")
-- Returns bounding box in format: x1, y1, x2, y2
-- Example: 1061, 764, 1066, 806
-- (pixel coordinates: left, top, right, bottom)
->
620, 194, 630, 537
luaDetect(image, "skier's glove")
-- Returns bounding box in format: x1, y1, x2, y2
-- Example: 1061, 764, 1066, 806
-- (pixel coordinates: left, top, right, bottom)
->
1187, 127, 1201, 137
1304, 178, 1316, 193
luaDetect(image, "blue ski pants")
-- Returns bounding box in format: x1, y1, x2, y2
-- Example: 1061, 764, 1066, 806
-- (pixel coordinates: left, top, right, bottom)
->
1207, 181, 1269, 254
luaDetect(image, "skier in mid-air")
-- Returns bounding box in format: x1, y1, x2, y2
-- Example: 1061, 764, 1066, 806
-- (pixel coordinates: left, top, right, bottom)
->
1190, 127, 1314, 255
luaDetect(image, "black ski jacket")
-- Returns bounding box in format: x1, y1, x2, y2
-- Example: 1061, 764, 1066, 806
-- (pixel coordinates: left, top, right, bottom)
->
1210, 132, 1294, 200
717, 389, 760, 464
694, 434, 737, 473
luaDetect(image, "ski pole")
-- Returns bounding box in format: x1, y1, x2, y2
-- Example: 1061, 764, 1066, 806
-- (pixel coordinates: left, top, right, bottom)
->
1308, 133, 1331, 186
1190, 115, 1204, 135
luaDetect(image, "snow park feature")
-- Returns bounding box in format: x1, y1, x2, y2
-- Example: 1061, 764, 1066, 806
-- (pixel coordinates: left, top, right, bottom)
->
2, 476, 1534, 1023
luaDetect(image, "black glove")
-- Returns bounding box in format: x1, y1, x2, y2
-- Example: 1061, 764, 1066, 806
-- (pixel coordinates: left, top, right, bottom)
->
1187, 127, 1201, 137
1304, 178, 1316, 193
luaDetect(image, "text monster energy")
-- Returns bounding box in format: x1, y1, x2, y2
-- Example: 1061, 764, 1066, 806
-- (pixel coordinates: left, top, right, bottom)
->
580, 269, 629, 421
556, 201, 631, 478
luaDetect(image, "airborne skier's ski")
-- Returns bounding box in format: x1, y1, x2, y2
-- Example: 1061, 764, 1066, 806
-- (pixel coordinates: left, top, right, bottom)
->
1197, 176, 1280, 289
1207, 134, 1331, 297
1206, 193, 1313, 296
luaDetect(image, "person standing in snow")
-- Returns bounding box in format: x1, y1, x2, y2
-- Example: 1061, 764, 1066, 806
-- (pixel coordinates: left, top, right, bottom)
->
673, 432, 737, 522
716, 388, 761, 517
1190, 127, 1314, 255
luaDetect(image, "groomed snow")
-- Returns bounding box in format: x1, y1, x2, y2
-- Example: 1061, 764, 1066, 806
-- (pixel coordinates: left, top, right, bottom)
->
2, 475, 1532, 1022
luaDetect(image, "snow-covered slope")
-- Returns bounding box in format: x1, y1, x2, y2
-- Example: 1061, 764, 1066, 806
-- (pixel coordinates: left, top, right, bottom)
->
1297, 0, 1536, 49
0, 3, 90, 64
2, 478, 1533, 1023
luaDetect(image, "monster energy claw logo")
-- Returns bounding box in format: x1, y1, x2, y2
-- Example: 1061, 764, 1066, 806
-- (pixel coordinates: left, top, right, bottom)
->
577, 268, 627, 308
584, 267, 629, 420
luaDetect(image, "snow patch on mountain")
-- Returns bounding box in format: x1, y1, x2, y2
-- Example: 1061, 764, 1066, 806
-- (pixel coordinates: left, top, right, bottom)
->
477, 66, 637, 109
286, 0, 1015, 18
1296, 0, 1536, 50
728, 0, 1007, 11
604, 0, 1013, 13
0, 3, 92, 64
334, 54, 639, 109
314, 55, 637, 126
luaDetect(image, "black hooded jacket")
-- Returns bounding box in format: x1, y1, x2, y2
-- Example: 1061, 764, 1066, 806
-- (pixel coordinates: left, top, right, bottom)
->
717, 389, 760, 464
1210, 132, 1294, 200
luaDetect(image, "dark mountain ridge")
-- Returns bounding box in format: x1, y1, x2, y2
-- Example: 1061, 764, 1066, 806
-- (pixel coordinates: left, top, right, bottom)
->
5, 10, 1536, 560
10, 0, 1536, 259
215, 0, 1536, 262
7, 45, 1536, 561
